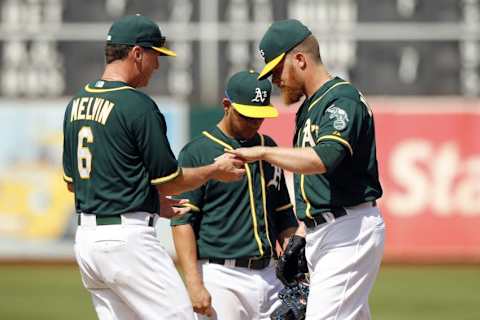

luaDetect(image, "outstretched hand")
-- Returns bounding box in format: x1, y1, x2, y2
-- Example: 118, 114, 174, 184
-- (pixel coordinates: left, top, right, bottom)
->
212, 153, 245, 181
158, 195, 192, 218
225, 146, 265, 163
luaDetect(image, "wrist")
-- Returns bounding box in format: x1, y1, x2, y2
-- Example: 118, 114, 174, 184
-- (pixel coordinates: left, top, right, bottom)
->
258, 146, 268, 160
184, 273, 204, 287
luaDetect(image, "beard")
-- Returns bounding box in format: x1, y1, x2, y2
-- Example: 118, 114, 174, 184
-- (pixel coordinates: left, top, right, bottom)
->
281, 85, 304, 105
279, 64, 304, 105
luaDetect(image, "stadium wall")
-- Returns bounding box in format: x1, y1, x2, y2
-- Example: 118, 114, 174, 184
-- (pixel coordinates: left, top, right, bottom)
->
0, 97, 478, 263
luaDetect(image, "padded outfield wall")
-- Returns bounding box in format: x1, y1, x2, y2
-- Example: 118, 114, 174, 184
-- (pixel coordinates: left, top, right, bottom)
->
0, 97, 478, 263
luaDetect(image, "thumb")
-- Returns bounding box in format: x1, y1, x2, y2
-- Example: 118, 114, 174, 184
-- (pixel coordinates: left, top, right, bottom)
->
205, 305, 214, 317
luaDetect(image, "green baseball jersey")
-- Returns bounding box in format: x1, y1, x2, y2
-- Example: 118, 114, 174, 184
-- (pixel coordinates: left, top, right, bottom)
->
171, 126, 298, 259
294, 77, 383, 221
62, 80, 179, 216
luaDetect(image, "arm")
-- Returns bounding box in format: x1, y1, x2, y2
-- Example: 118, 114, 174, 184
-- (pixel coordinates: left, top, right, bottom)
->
66, 182, 74, 193
156, 154, 245, 196
172, 224, 213, 316
227, 146, 327, 174
277, 226, 297, 256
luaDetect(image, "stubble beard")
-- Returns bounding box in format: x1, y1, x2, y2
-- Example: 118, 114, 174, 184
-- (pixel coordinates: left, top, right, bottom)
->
281, 85, 304, 105
280, 65, 304, 106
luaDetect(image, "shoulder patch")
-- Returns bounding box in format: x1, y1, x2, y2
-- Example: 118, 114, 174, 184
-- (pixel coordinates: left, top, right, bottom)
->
326, 104, 349, 131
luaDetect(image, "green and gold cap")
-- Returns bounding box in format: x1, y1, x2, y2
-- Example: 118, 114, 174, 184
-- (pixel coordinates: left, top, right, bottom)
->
226, 70, 278, 118
258, 19, 311, 80
107, 14, 176, 57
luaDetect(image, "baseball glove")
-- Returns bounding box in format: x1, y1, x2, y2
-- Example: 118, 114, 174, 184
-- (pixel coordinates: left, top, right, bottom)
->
276, 235, 308, 286
270, 281, 309, 320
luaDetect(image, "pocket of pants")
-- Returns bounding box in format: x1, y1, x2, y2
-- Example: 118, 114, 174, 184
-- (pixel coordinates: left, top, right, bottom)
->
93, 240, 127, 253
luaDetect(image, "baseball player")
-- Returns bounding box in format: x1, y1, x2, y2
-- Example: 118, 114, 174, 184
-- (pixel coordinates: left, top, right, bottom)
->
171, 70, 299, 320
228, 20, 385, 320
62, 15, 244, 320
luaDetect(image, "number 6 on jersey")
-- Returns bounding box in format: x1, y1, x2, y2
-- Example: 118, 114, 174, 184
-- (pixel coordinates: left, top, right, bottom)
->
78, 126, 93, 179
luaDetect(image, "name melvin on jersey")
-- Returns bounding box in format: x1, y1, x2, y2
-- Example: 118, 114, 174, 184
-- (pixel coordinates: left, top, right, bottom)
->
70, 97, 115, 125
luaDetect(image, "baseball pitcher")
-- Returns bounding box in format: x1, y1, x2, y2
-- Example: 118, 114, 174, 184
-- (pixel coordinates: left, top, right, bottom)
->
229, 20, 385, 320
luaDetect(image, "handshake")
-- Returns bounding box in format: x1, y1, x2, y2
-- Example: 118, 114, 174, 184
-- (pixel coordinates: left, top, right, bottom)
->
214, 145, 268, 181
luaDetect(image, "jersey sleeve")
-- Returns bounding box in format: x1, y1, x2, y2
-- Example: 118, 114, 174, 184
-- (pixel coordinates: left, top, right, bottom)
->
170, 144, 205, 226
312, 97, 364, 170
62, 104, 73, 183
132, 105, 180, 185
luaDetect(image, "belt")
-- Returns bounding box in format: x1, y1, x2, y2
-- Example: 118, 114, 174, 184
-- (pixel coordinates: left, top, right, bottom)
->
77, 213, 155, 227
208, 257, 272, 270
303, 201, 377, 229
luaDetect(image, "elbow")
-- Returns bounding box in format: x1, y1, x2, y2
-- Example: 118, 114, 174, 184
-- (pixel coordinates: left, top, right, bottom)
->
156, 182, 182, 196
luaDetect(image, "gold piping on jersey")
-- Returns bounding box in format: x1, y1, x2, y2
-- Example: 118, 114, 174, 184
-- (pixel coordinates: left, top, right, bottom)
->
244, 164, 265, 256
307, 81, 349, 111
151, 167, 182, 185
317, 135, 353, 155
300, 174, 313, 219
258, 134, 274, 257
184, 202, 200, 212
84, 84, 134, 93
202, 131, 264, 256
202, 131, 233, 150
63, 174, 73, 183
275, 203, 293, 212
300, 81, 350, 218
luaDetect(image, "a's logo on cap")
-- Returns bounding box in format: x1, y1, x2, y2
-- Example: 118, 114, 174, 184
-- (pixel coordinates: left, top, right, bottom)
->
107, 35, 112, 41
259, 49, 265, 58
251, 87, 267, 103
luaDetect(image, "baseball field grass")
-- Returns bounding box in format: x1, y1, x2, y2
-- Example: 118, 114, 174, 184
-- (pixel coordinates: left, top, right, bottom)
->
0, 264, 478, 320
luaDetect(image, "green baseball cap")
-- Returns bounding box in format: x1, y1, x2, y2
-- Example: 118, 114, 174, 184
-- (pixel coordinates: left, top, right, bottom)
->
225, 70, 278, 118
107, 14, 176, 57
258, 19, 312, 80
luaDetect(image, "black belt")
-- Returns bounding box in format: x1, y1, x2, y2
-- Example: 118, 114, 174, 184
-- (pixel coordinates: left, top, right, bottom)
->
208, 257, 271, 270
77, 214, 155, 227
304, 207, 347, 229
303, 201, 377, 229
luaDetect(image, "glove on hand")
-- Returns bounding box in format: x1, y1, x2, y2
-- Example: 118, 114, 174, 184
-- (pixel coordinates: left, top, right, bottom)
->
276, 235, 306, 286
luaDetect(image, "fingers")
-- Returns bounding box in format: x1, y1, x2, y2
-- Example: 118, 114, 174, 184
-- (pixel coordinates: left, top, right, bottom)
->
194, 304, 213, 317
158, 195, 192, 218
191, 290, 213, 316
231, 158, 245, 168
160, 195, 187, 206
172, 206, 191, 216
224, 148, 247, 162
204, 305, 214, 317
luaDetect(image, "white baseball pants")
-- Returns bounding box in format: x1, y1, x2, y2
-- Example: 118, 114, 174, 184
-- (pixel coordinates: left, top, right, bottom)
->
305, 203, 385, 320
195, 260, 283, 320
74, 212, 194, 320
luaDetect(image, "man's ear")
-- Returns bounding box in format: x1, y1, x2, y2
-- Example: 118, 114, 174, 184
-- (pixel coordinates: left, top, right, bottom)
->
294, 52, 307, 70
131, 46, 143, 62
222, 98, 232, 114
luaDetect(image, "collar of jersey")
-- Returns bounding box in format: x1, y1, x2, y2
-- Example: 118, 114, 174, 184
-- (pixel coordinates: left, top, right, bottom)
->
296, 77, 341, 120
208, 126, 260, 149
84, 80, 135, 93
307, 77, 342, 105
